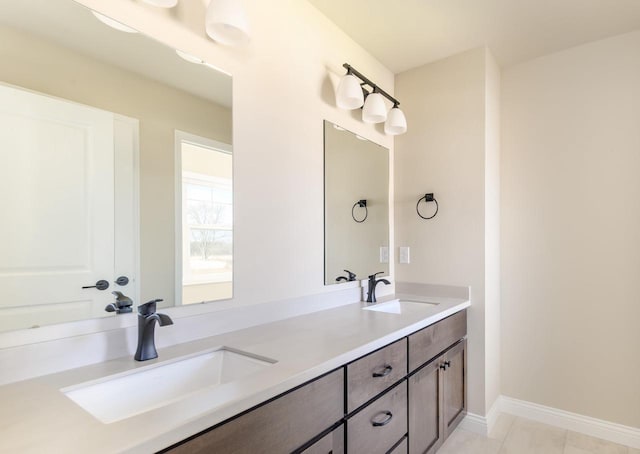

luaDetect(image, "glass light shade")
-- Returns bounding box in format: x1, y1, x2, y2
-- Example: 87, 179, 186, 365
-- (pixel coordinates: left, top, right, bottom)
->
92, 11, 138, 33
362, 92, 387, 124
206, 0, 251, 46
384, 107, 407, 135
336, 74, 364, 110
141, 0, 178, 7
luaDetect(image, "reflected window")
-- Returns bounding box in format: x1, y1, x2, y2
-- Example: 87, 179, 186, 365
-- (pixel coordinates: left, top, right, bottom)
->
178, 132, 232, 304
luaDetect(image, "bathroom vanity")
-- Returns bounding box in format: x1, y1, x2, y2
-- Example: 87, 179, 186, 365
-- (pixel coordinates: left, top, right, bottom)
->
0, 295, 469, 453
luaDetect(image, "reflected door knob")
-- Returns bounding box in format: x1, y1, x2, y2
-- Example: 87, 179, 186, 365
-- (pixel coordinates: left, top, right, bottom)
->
82, 280, 109, 291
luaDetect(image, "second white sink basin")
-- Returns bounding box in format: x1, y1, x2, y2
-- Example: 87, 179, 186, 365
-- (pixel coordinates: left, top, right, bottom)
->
62, 347, 276, 423
363, 299, 439, 314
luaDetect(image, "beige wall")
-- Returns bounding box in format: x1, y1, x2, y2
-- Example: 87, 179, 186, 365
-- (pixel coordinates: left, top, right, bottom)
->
395, 48, 500, 416
502, 31, 640, 428
484, 51, 502, 412
73, 0, 394, 308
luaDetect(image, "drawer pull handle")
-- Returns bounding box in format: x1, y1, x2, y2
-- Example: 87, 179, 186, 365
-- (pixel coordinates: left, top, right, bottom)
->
372, 365, 393, 377
371, 410, 393, 427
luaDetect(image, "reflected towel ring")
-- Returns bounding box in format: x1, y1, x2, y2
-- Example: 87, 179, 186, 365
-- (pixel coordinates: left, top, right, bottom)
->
416, 193, 438, 220
352, 199, 368, 223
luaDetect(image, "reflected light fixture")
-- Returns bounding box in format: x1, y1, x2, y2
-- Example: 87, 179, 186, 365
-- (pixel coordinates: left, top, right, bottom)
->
336, 63, 407, 135
91, 11, 138, 33
176, 49, 205, 65
206, 0, 251, 46
141, 0, 178, 7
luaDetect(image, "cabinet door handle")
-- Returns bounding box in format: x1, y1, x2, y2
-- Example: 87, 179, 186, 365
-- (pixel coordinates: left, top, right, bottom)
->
371, 410, 393, 427
444, 361, 451, 368
372, 365, 393, 378
440, 363, 447, 370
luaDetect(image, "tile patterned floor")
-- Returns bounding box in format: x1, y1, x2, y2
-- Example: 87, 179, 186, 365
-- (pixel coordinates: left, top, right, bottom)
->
438, 414, 637, 454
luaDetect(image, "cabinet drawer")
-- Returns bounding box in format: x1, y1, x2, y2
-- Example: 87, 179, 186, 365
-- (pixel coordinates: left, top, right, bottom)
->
347, 338, 407, 413
165, 369, 344, 454
347, 382, 408, 454
299, 424, 344, 454
389, 436, 408, 454
408, 310, 467, 372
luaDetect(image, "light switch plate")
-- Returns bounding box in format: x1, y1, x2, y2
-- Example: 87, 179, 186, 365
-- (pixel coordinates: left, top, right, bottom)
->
399, 246, 410, 264
379, 246, 389, 264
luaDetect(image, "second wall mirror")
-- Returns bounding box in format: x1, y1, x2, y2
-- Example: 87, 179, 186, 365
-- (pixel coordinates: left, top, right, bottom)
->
324, 121, 390, 285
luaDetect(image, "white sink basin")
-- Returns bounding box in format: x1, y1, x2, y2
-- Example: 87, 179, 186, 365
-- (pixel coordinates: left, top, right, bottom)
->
363, 299, 439, 314
62, 347, 276, 423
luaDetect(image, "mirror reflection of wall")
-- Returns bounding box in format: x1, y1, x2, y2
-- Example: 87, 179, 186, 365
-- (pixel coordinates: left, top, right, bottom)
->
0, 0, 232, 332
324, 121, 390, 285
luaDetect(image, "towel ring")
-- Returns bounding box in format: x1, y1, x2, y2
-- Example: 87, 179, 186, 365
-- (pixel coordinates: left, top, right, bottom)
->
416, 193, 438, 220
352, 200, 368, 223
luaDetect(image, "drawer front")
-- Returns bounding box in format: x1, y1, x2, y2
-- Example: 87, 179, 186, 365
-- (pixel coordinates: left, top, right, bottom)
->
408, 310, 467, 372
166, 369, 344, 454
347, 338, 407, 413
389, 436, 408, 454
300, 424, 344, 454
347, 382, 408, 454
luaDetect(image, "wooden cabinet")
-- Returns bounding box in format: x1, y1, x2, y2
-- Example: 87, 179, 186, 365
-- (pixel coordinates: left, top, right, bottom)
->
408, 340, 467, 454
443, 340, 466, 439
408, 310, 467, 372
299, 424, 344, 454
347, 382, 408, 454
163, 369, 344, 454
163, 309, 467, 454
346, 338, 407, 413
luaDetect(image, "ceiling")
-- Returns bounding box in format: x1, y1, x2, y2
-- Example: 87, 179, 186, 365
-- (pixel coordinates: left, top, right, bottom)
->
0, 0, 232, 107
307, 0, 640, 73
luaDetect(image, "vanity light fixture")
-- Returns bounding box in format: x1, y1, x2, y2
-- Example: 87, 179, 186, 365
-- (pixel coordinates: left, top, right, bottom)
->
385, 103, 407, 135
362, 89, 387, 124
206, 0, 251, 46
336, 63, 407, 135
91, 11, 138, 33
141, 0, 178, 7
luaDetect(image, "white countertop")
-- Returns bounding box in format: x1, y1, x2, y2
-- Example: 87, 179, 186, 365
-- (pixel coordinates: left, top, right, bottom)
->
0, 294, 469, 454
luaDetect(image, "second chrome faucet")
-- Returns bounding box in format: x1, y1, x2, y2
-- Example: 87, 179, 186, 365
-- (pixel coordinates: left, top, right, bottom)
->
134, 299, 173, 361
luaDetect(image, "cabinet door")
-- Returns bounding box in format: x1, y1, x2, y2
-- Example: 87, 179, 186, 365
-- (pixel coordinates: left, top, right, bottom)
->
443, 340, 466, 438
408, 360, 443, 454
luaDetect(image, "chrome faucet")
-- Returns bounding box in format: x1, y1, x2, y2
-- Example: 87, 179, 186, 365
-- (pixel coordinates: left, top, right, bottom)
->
366, 272, 391, 303
134, 299, 173, 361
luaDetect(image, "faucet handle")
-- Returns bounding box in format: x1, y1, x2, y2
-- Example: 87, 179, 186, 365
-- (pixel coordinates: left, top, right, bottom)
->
105, 291, 133, 314
344, 269, 357, 281
369, 271, 385, 280
138, 299, 164, 316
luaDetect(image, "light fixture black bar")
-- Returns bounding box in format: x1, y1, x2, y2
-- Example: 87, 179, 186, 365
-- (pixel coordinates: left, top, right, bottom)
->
343, 63, 400, 107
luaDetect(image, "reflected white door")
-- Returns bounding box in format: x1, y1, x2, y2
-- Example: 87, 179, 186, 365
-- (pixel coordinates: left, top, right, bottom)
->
0, 84, 115, 329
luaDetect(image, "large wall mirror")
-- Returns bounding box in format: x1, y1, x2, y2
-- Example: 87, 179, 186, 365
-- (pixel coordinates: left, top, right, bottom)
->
0, 0, 233, 332
324, 121, 389, 285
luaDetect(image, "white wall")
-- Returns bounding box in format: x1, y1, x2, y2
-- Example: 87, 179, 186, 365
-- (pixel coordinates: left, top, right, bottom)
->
395, 48, 500, 417
74, 0, 395, 306
501, 30, 640, 428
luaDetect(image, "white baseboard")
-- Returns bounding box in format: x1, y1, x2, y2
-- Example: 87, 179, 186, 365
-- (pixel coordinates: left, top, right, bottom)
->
500, 396, 640, 449
459, 412, 489, 435
459, 396, 502, 436
460, 396, 640, 449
